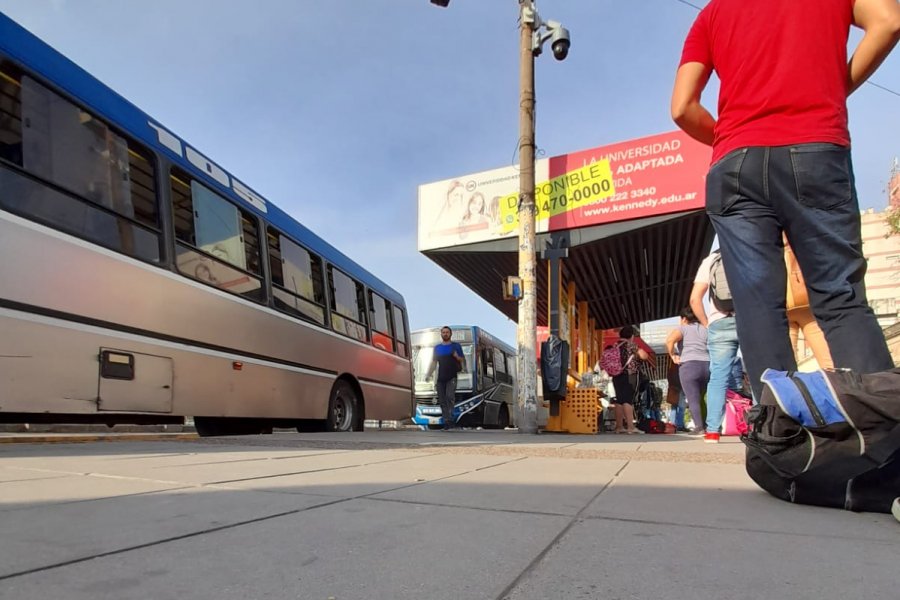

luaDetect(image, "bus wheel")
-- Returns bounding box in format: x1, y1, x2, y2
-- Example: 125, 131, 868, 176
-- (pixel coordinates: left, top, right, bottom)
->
496, 404, 510, 430
327, 380, 359, 432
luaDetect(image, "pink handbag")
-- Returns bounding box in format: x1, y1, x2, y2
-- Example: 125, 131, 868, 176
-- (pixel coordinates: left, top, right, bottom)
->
722, 390, 753, 436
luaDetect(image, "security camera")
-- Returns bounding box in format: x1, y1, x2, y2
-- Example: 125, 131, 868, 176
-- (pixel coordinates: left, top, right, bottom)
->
533, 20, 571, 60
550, 27, 571, 61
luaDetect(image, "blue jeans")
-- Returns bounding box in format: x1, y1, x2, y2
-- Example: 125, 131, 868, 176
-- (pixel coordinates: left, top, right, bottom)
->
706, 317, 741, 434
706, 144, 892, 400
436, 378, 457, 428
668, 391, 686, 428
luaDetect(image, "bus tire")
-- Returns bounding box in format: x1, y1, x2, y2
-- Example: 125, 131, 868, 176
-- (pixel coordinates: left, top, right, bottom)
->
327, 380, 359, 432
496, 404, 510, 430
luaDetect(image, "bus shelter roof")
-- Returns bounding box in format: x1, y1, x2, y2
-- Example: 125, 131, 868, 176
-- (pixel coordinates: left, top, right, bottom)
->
421, 209, 715, 331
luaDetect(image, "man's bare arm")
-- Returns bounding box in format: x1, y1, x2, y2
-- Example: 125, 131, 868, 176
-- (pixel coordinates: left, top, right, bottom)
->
689, 281, 710, 328
671, 62, 716, 146
848, 0, 900, 95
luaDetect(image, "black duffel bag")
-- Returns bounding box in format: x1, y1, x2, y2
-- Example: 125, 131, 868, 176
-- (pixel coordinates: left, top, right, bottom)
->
743, 368, 900, 513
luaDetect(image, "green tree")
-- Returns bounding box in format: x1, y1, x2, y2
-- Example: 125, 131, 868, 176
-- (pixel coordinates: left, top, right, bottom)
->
887, 206, 900, 237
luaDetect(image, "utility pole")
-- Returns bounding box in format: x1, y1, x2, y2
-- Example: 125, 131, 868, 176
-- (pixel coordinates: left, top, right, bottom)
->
431, 0, 569, 434
516, 0, 538, 434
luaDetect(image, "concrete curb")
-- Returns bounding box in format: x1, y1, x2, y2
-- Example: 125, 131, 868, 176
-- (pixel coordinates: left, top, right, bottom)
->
0, 433, 200, 444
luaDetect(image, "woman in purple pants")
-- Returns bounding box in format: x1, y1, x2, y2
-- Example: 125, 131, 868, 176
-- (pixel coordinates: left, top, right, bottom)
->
665, 307, 710, 435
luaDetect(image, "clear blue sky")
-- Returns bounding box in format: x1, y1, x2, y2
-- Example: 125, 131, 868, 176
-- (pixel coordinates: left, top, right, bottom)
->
2, 0, 898, 347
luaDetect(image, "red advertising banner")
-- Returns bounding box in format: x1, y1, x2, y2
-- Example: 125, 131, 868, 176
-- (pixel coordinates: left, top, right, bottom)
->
546, 130, 711, 231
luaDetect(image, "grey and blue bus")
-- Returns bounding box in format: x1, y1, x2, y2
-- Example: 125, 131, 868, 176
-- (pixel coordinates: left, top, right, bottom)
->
0, 12, 413, 435
411, 326, 516, 430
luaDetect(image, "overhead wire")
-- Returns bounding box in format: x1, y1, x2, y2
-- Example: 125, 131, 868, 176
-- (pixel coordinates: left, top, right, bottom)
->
673, 0, 704, 10
865, 80, 900, 99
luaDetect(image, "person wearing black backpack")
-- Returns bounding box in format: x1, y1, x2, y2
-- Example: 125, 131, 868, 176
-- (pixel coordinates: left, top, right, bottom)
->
690, 251, 742, 443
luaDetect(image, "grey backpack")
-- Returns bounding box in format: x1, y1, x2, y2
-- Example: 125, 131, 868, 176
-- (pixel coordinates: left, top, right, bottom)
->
708, 251, 734, 313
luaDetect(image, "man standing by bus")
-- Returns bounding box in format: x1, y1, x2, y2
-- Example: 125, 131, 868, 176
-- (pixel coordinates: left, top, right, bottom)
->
425, 326, 466, 430
670, 0, 900, 399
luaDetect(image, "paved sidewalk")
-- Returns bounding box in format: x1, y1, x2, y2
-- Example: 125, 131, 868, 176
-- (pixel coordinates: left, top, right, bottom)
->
1, 430, 896, 600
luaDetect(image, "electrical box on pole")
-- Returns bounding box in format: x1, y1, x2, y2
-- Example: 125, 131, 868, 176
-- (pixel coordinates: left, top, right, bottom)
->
502, 276, 522, 301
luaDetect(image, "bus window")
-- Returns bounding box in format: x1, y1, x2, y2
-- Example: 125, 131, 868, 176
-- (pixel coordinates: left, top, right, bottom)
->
328, 266, 368, 342
0, 64, 160, 263
369, 291, 394, 352
393, 305, 408, 357
0, 64, 23, 166
483, 346, 495, 381
192, 182, 246, 269
494, 348, 506, 376
267, 227, 326, 325
171, 170, 263, 301
22, 77, 133, 214
495, 349, 514, 384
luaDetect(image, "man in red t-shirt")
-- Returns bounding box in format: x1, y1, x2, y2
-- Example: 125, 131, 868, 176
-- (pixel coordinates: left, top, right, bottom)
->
671, 0, 899, 401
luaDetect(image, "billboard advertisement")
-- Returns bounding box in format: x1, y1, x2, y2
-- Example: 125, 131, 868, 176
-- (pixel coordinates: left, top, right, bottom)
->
545, 130, 711, 231
418, 130, 711, 251
417, 162, 547, 252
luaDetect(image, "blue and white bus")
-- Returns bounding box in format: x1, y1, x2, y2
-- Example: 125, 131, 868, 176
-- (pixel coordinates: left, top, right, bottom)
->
411, 326, 516, 430
0, 12, 413, 436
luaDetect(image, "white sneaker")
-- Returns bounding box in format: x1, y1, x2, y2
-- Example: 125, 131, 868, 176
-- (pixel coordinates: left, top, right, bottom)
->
892, 498, 899, 524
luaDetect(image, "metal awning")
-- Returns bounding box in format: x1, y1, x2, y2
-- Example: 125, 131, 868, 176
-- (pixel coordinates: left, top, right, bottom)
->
422, 209, 715, 330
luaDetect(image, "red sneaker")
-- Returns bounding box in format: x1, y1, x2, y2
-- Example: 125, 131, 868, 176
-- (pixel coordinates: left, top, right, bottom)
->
704, 432, 720, 444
